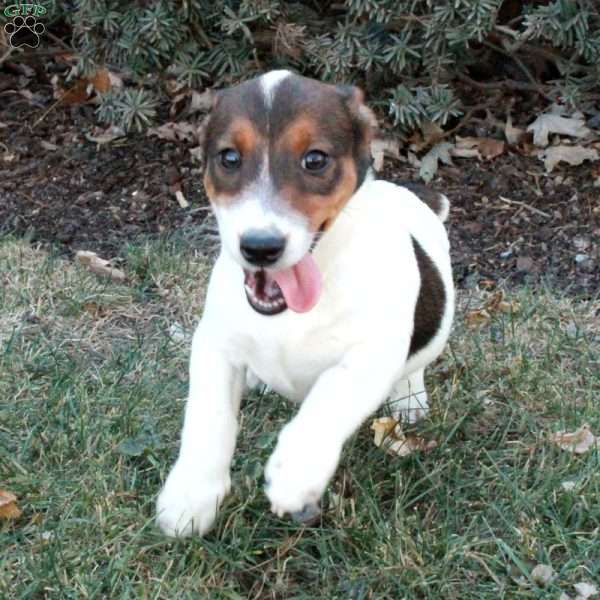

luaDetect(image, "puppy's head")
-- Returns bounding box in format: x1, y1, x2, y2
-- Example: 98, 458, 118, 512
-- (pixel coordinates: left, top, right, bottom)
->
203, 70, 376, 316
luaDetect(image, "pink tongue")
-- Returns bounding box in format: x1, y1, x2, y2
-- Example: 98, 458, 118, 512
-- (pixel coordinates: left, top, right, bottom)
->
272, 254, 322, 313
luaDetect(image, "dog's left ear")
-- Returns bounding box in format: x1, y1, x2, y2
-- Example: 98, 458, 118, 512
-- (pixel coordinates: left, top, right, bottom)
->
337, 84, 378, 185
336, 84, 378, 138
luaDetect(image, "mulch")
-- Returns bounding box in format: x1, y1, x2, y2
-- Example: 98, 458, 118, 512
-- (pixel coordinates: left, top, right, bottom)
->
1, 71, 598, 298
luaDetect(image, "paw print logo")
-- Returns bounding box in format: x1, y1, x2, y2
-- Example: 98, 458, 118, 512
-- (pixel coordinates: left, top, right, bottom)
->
4, 15, 45, 49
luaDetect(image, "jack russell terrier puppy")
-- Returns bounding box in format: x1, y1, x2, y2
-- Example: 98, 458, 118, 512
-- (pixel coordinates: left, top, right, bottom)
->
156, 70, 454, 537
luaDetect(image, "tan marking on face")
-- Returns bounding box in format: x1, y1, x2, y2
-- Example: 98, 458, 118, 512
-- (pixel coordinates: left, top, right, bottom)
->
280, 116, 321, 156
280, 157, 358, 231
203, 171, 216, 200
203, 117, 263, 206
229, 118, 259, 156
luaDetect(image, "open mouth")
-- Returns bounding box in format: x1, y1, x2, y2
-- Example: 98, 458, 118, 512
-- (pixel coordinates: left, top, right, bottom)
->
242, 232, 324, 317
244, 270, 287, 316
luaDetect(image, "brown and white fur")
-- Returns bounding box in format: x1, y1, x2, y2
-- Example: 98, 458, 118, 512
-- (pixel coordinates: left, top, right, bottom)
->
156, 70, 454, 537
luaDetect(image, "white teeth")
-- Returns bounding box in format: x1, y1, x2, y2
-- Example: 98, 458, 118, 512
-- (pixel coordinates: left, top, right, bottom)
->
244, 284, 285, 311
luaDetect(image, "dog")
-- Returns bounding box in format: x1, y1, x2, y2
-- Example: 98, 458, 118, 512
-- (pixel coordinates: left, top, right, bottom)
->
156, 70, 454, 537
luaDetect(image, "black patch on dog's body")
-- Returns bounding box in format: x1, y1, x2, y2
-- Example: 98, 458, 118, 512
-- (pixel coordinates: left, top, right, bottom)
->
399, 182, 446, 220
409, 236, 446, 357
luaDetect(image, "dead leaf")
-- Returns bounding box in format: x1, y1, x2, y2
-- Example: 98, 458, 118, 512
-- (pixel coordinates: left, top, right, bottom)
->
574, 582, 598, 599
40, 140, 58, 151
484, 289, 519, 314
108, 72, 124, 89
85, 125, 125, 144
531, 564, 556, 587
505, 114, 525, 145
561, 480, 577, 492
478, 138, 505, 160
147, 121, 197, 143
450, 135, 479, 158
407, 151, 421, 167
409, 121, 444, 152
527, 114, 591, 147
465, 290, 518, 326
189, 146, 204, 164
465, 307, 491, 326
453, 136, 504, 160
419, 141, 453, 183
371, 137, 401, 171
371, 417, 437, 457
539, 145, 599, 172
516, 256, 534, 272
75, 251, 126, 282
59, 79, 91, 105
550, 424, 598, 454
454, 136, 480, 150
0, 489, 22, 520
529, 565, 556, 588
89, 68, 111, 94
174, 190, 189, 208
451, 145, 481, 159
190, 89, 214, 113
169, 322, 187, 343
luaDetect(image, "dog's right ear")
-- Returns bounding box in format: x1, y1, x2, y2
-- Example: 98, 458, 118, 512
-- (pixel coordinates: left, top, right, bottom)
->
336, 84, 378, 138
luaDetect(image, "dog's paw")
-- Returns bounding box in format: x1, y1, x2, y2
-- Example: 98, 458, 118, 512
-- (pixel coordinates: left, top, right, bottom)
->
265, 423, 340, 518
156, 463, 230, 537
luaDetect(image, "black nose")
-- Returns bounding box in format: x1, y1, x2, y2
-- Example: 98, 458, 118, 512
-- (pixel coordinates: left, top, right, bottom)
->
240, 230, 286, 266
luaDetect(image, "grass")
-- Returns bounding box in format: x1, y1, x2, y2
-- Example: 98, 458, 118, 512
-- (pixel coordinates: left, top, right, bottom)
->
1, 234, 599, 599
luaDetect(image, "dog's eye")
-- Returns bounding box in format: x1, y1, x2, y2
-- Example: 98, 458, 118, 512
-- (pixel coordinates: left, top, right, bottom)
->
219, 148, 241, 170
302, 150, 329, 172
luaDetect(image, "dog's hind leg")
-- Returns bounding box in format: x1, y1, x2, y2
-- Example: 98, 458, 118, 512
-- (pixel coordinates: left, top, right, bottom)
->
388, 368, 428, 423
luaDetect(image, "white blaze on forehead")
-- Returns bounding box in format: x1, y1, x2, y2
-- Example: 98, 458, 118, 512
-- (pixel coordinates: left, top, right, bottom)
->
260, 70, 292, 108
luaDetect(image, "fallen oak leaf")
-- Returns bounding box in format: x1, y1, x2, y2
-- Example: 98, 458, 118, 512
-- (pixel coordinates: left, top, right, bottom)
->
453, 136, 505, 160
85, 125, 125, 144
451, 146, 481, 159
371, 137, 401, 172
0, 489, 22, 520
419, 141, 453, 183
190, 89, 214, 113
147, 121, 197, 143
174, 190, 189, 209
75, 251, 126, 282
478, 138, 505, 160
549, 423, 598, 454
539, 145, 599, 172
409, 120, 444, 152
484, 289, 520, 314
527, 113, 591, 147
464, 307, 491, 326
504, 114, 525, 145
371, 417, 437, 457
89, 68, 111, 94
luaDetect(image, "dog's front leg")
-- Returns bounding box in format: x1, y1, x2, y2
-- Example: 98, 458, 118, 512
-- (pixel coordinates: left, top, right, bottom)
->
156, 326, 243, 537
265, 344, 405, 518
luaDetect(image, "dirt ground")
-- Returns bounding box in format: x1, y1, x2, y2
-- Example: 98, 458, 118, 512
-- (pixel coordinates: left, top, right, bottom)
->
1, 71, 598, 297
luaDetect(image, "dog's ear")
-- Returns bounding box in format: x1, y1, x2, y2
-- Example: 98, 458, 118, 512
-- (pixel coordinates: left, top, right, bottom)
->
337, 84, 377, 185
336, 84, 378, 139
